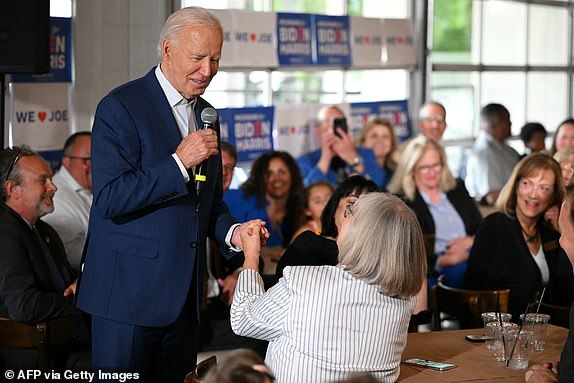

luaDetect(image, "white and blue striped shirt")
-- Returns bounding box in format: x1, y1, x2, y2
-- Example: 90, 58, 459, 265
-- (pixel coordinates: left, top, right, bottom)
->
231, 266, 415, 383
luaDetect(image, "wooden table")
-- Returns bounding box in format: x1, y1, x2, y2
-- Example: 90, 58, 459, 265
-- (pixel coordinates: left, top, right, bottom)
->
399, 325, 568, 382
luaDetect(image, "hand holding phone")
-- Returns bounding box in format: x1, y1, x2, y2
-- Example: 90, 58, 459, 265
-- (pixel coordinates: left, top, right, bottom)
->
402, 358, 457, 371
332, 117, 348, 138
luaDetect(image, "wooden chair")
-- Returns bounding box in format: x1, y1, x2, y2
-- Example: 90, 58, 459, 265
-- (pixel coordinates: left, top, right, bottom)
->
0, 315, 81, 370
184, 355, 217, 383
536, 301, 571, 329
431, 277, 510, 330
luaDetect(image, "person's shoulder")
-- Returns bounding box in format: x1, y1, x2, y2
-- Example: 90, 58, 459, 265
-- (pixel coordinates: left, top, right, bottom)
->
283, 264, 339, 281
297, 148, 321, 162
481, 211, 510, 226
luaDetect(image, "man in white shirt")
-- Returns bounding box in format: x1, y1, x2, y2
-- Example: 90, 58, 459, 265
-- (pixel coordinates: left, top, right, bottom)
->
465, 103, 520, 205
44, 132, 92, 271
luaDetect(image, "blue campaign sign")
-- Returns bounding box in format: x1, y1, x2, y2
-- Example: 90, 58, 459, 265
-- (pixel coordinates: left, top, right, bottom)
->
313, 15, 351, 66
12, 18, 72, 83
276, 13, 313, 66
350, 100, 411, 142
226, 107, 274, 163
217, 108, 233, 144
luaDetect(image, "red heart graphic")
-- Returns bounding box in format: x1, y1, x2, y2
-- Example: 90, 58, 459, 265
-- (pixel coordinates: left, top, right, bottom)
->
38, 112, 47, 122
250, 33, 257, 42
290, 126, 296, 134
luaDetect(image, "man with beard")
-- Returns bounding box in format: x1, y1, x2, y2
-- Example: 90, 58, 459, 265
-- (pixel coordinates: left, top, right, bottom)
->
44, 132, 92, 272
0, 146, 80, 368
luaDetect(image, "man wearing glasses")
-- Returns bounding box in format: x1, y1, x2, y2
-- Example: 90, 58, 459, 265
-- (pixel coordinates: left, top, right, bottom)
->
392, 101, 448, 164
44, 132, 92, 272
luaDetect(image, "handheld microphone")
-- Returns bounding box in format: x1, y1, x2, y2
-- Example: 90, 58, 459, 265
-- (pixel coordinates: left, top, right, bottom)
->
195, 107, 219, 195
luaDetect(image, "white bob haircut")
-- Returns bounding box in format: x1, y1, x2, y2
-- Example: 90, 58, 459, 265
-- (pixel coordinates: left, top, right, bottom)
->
338, 193, 426, 297
157, 6, 223, 58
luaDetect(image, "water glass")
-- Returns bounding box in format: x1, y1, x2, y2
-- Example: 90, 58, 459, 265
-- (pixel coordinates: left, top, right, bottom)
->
486, 322, 518, 361
503, 329, 533, 370
520, 313, 550, 352
482, 312, 513, 350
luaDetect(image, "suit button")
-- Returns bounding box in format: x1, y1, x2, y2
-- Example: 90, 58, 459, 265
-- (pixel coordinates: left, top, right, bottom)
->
190, 241, 197, 248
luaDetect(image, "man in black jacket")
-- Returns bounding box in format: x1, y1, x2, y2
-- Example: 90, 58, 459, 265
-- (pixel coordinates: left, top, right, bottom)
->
0, 146, 79, 368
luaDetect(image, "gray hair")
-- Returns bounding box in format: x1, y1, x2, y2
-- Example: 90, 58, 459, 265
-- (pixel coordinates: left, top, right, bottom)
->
157, 6, 223, 58
418, 101, 446, 120
338, 193, 426, 297
387, 135, 456, 200
0, 145, 37, 202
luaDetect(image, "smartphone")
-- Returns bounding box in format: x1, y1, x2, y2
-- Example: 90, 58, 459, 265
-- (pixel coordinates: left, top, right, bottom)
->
333, 117, 348, 138
402, 358, 457, 371
465, 334, 491, 343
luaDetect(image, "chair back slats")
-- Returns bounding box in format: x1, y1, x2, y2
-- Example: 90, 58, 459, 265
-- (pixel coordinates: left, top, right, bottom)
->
431, 277, 510, 330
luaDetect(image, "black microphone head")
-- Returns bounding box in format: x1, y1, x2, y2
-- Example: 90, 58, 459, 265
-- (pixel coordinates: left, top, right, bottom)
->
201, 107, 218, 125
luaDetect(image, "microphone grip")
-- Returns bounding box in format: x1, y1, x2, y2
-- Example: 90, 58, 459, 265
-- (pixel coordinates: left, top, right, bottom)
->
195, 122, 212, 194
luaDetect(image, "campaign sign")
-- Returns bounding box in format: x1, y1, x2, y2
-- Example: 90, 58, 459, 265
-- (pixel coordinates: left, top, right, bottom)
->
226, 107, 274, 163
350, 100, 411, 142
10, 82, 72, 151
217, 108, 233, 144
381, 19, 416, 67
276, 13, 313, 66
274, 104, 315, 159
12, 18, 72, 83
350, 16, 384, 67
313, 15, 351, 66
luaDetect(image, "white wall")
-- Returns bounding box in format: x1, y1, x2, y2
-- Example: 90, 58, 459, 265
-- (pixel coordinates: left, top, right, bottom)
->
73, 0, 173, 132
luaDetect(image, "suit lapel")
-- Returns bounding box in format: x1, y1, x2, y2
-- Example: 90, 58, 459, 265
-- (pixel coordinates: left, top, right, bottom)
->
143, 68, 182, 151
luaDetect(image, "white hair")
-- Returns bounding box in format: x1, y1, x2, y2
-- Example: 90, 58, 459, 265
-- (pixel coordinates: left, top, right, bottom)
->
157, 6, 223, 58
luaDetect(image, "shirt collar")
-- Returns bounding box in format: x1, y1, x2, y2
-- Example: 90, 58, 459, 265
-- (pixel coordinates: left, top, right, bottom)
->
155, 64, 197, 109
57, 166, 88, 194
419, 189, 446, 206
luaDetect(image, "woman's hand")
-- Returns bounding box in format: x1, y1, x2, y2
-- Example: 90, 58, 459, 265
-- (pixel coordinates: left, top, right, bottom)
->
439, 236, 474, 267
239, 219, 266, 271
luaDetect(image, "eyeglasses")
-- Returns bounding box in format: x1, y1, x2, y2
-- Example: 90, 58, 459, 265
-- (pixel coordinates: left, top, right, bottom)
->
344, 202, 355, 218
422, 115, 446, 123
416, 162, 442, 174
4, 148, 23, 182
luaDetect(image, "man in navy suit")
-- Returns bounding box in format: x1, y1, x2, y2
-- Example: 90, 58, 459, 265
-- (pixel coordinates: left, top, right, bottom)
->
75, 7, 266, 382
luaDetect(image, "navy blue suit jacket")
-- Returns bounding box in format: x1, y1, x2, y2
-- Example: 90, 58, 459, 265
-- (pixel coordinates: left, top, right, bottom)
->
75, 68, 237, 327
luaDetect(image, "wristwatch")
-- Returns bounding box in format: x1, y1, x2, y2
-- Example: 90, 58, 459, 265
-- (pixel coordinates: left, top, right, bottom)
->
351, 155, 363, 168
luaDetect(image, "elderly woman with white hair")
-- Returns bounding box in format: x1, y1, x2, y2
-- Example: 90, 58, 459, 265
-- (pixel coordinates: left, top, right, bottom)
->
231, 193, 426, 383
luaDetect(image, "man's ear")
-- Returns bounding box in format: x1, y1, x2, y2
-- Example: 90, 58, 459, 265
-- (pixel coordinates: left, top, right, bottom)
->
4, 179, 18, 200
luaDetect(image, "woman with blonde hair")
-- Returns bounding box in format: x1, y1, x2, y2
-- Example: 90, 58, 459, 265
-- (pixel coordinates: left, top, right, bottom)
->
231, 193, 426, 383
359, 117, 398, 177
465, 153, 574, 319
388, 136, 482, 288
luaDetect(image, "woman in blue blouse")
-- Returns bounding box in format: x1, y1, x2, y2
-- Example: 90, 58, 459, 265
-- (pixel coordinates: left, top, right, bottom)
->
224, 151, 304, 260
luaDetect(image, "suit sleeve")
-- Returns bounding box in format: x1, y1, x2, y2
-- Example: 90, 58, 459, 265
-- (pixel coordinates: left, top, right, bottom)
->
0, 232, 75, 324
91, 95, 189, 219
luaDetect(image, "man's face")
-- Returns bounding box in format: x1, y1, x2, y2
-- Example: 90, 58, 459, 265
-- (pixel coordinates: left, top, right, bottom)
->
6, 155, 57, 223
317, 107, 344, 137
418, 104, 447, 141
63, 135, 92, 191
221, 150, 236, 192
492, 113, 512, 141
160, 25, 223, 100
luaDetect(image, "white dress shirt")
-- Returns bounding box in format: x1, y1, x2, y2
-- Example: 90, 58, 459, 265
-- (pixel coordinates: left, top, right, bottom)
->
231, 266, 415, 383
44, 166, 92, 271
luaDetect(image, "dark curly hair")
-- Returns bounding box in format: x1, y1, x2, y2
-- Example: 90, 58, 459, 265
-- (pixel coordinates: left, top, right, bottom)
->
241, 151, 304, 246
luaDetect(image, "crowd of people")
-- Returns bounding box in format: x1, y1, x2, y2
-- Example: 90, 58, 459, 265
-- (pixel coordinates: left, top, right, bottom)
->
1, 5, 574, 383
